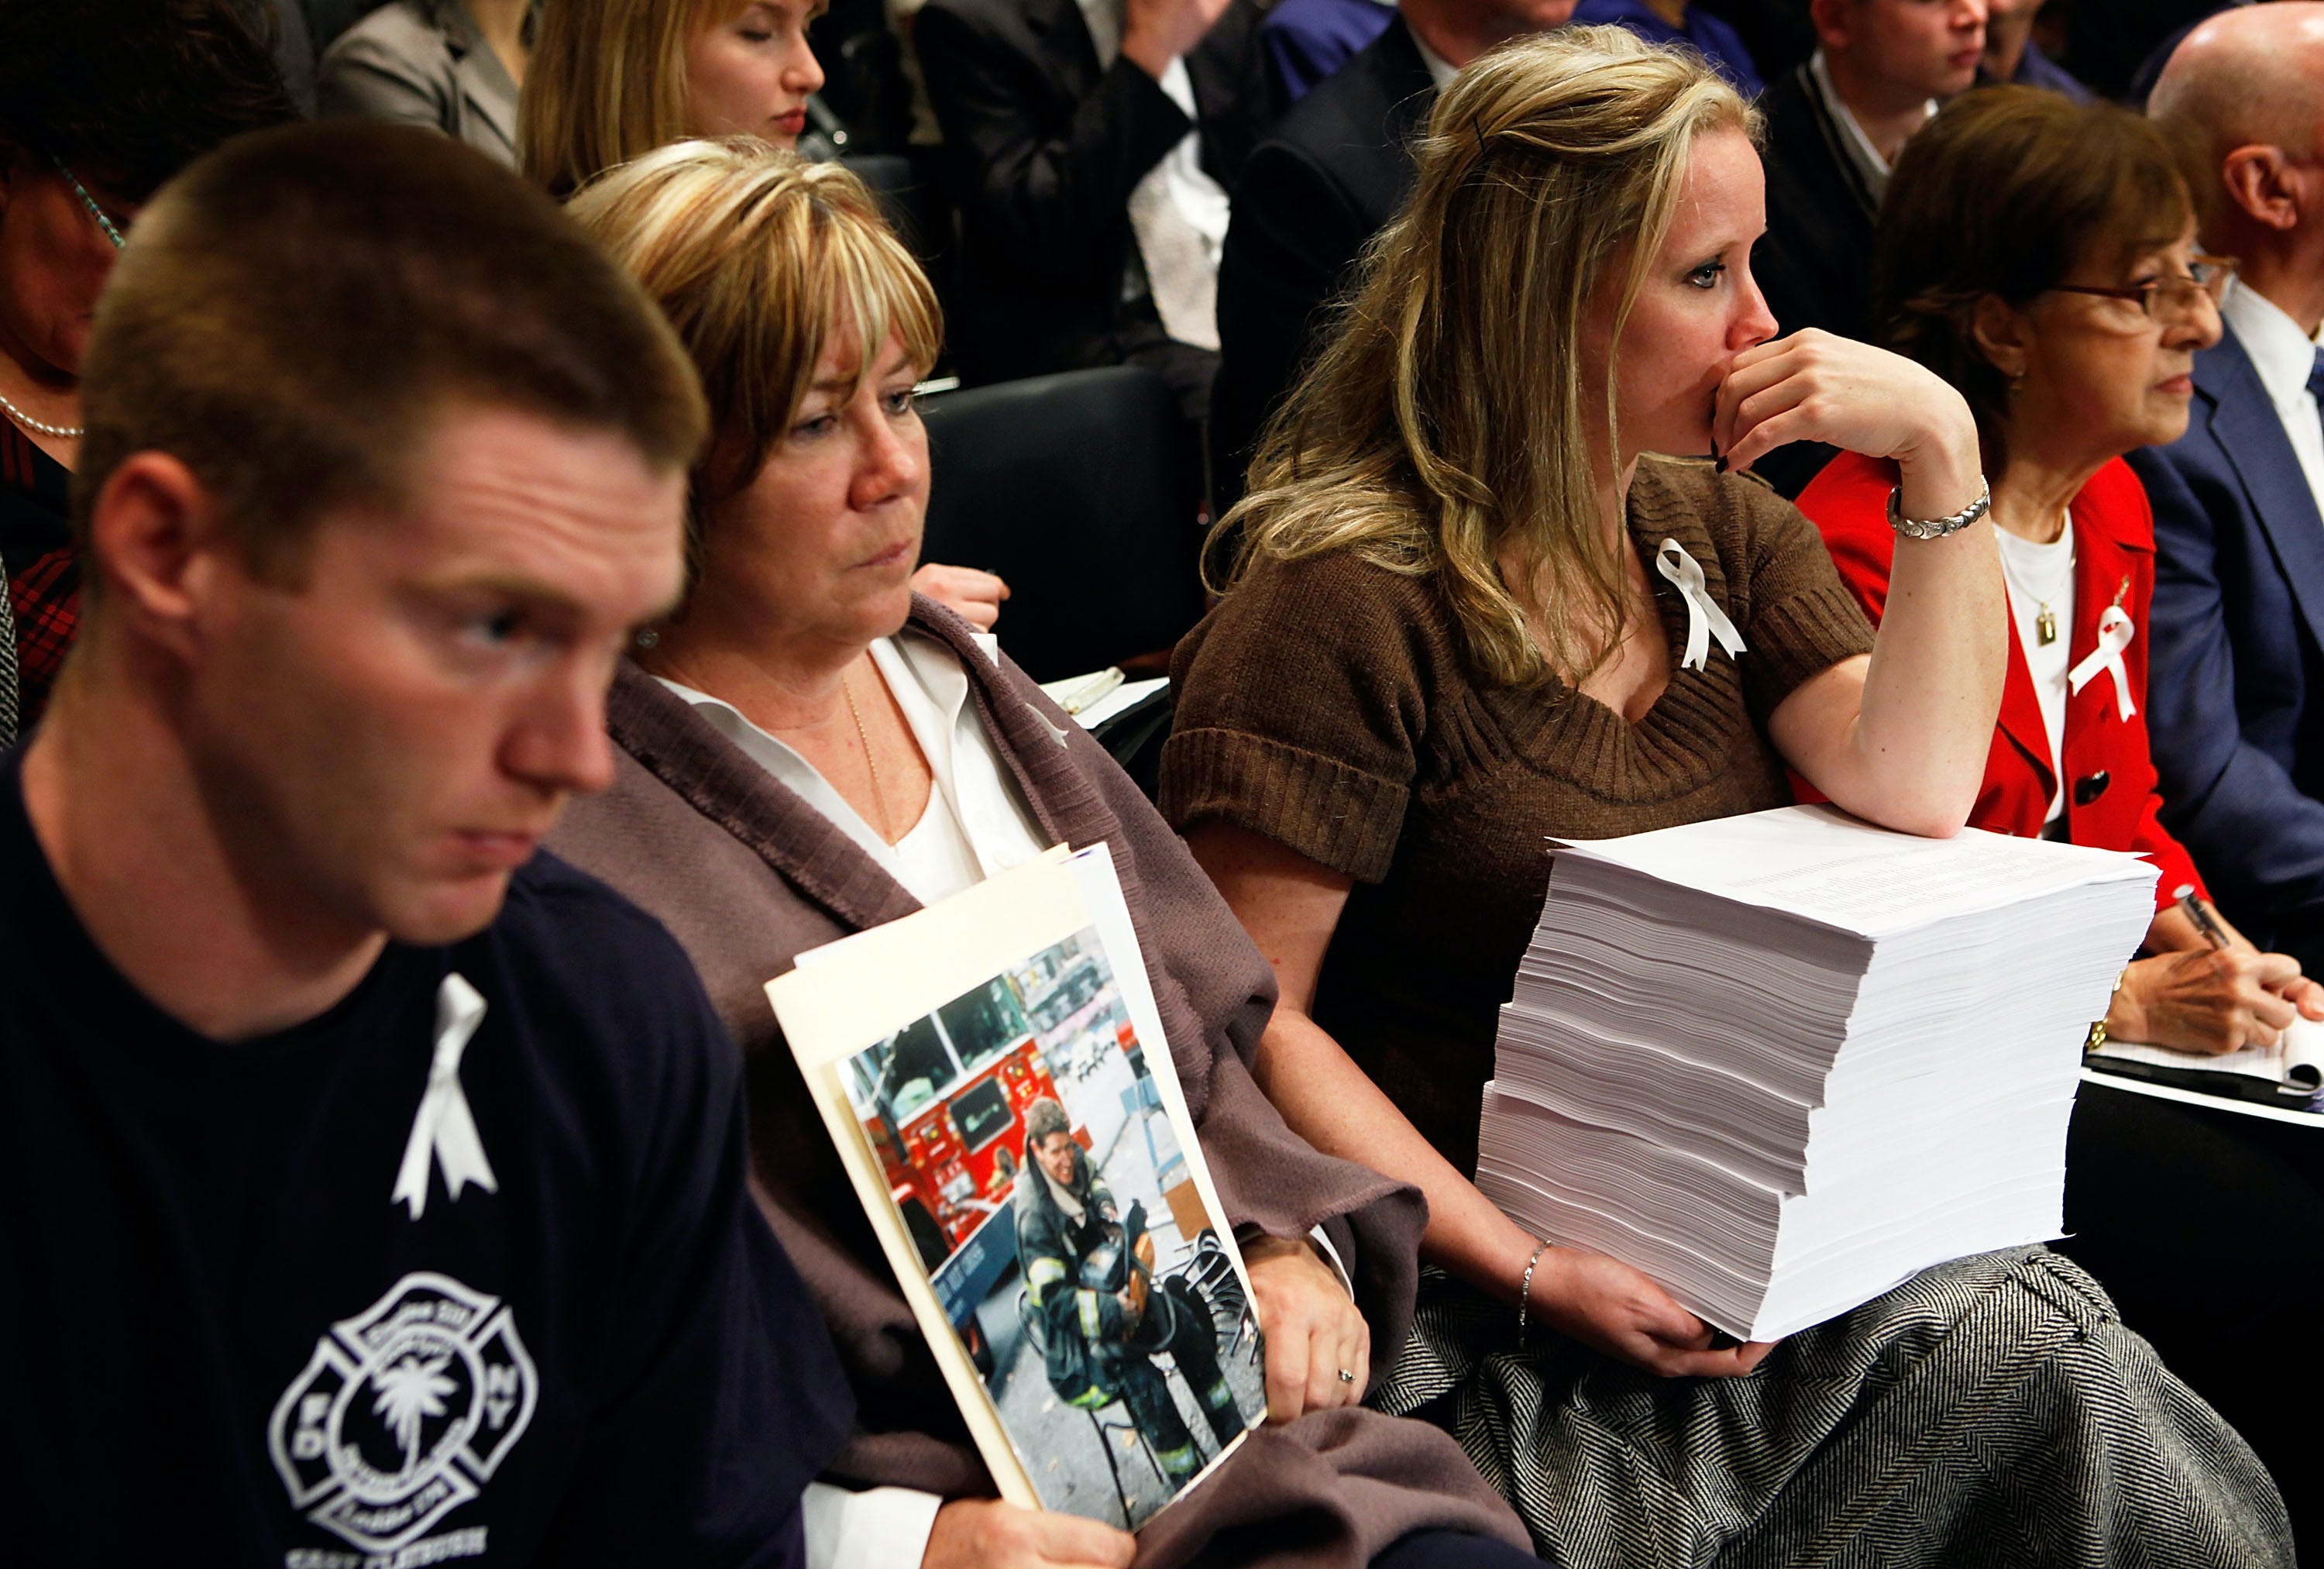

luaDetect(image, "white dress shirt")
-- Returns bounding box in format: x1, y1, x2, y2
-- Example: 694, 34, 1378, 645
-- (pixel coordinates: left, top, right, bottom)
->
658, 630, 1050, 907
798, 1485, 944, 1569
2219, 277, 2324, 526
1411, 24, 1459, 89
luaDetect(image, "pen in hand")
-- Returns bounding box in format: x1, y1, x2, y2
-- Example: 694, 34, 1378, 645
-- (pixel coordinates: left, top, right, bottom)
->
2174, 884, 2232, 952
2175, 884, 2324, 1088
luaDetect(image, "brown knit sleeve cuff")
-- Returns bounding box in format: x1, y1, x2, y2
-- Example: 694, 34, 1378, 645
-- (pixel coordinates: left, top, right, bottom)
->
1743, 576, 1876, 718
1159, 726, 1410, 884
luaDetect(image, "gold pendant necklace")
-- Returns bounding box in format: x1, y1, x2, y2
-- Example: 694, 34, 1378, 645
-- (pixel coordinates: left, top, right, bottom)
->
840, 667, 899, 844
1998, 512, 2073, 648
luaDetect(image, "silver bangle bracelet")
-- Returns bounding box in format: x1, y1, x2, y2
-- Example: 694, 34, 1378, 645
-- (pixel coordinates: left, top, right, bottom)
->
1886, 476, 1992, 540
1516, 1238, 1556, 1348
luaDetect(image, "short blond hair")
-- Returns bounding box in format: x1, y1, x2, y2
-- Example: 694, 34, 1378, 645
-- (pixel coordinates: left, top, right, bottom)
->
1222, 27, 1755, 690
565, 139, 941, 579
520, 0, 749, 198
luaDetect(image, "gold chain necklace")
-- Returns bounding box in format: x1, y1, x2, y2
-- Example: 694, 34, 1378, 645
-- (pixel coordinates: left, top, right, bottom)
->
840, 668, 899, 843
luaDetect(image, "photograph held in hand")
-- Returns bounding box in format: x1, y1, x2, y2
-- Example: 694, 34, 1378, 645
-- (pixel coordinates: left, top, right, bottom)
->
770, 847, 1267, 1531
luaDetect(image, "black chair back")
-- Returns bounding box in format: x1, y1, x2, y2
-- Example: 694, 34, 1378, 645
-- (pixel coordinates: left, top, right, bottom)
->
919, 367, 1204, 683
841, 150, 959, 359
841, 150, 951, 264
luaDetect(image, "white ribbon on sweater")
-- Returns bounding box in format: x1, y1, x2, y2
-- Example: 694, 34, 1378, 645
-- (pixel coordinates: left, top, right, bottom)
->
392, 972, 498, 1221
1654, 538, 1747, 671
2068, 604, 2138, 722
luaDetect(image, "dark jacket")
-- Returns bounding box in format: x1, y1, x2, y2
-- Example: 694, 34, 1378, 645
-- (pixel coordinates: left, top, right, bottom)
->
1756, 60, 1876, 343
1752, 60, 1876, 494
1208, 13, 1435, 514
916, 0, 1275, 389
2127, 325, 2324, 960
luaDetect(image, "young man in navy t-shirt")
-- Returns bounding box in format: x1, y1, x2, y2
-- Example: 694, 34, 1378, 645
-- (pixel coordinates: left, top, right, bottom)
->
0, 122, 853, 1566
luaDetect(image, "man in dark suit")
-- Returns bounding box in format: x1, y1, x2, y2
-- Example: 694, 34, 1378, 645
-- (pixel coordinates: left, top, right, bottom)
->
2131, 5, 2324, 971
1207, 0, 1573, 513
1750, 0, 1984, 493
916, 0, 1275, 420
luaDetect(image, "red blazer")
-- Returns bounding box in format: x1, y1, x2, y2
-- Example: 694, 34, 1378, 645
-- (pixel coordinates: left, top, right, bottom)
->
1799, 451, 2204, 913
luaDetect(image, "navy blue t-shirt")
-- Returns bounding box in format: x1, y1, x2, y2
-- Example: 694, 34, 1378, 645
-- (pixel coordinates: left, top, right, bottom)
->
0, 753, 854, 1566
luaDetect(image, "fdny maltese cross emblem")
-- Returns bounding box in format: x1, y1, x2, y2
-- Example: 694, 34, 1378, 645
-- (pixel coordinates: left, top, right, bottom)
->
266, 1271, 538, 1554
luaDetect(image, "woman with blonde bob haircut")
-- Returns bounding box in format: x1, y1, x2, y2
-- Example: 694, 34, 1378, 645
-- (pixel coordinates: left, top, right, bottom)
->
569, 140, 941, 580
1165, 26, 2292, 1564
548, 139, 1545, 1569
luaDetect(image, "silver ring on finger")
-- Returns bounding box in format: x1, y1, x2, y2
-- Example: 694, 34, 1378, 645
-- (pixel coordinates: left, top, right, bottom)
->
1336, 1368, 1356, 1384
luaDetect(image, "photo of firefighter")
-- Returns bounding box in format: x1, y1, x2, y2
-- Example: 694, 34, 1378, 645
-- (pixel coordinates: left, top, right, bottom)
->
840, 927, 1266, 1527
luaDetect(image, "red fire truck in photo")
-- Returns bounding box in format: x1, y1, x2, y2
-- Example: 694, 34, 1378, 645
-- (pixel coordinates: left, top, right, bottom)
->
871, 1032, 1067, 1254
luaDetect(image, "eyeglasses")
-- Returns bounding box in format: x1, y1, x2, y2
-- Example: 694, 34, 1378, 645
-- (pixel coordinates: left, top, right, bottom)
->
2047, 256, 2236, 324
42, 148, 128, 251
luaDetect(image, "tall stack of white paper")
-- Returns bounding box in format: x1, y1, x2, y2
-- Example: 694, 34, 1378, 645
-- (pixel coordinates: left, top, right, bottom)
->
1477, 804, 2157, 1342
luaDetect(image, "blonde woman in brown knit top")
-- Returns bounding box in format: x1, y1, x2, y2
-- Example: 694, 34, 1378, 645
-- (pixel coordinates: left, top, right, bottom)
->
1164, 26, 2291, 1567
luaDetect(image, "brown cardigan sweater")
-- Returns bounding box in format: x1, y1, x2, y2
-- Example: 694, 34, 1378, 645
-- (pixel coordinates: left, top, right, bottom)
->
1162, 459, 1876, 1177
545, 600, 1527, 1568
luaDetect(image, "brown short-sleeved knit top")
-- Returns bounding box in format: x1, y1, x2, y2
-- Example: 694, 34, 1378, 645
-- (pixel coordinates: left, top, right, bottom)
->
1162, 458, 1875, 1176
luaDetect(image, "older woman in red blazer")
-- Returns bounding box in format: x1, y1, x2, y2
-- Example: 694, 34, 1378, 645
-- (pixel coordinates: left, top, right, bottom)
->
1795, 87, 2324, 1531
1796, 87, 2322, 1058
1815, 454, 2202, 912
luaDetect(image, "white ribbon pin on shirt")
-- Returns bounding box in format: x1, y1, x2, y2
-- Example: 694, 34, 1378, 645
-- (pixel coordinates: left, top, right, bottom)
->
392, 972, 499, 1221
2068, 604, 2139, 722
1654, 538, 1747, 671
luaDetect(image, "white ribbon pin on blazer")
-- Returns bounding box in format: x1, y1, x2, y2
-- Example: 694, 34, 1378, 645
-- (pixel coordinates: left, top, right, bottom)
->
2068, 604, 2139, 722
1654, 538, 1747, 672
393, 972, 499, 1220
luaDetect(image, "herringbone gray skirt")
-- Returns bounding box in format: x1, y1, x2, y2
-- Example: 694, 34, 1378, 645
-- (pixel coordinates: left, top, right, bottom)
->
1376, 1247, 2291, 1567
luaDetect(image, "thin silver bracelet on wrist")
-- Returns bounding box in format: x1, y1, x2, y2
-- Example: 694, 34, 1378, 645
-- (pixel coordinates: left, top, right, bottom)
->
1516, 1237, 1556, 1348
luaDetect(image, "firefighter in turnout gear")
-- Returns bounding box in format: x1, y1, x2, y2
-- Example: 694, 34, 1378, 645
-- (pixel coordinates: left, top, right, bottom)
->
1014, 1097, 1243, 1481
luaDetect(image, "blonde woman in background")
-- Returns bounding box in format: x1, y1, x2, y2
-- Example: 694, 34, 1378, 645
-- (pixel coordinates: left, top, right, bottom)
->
522, 0, 1009, 626
546, 138, 1543, 1569
523, 0, 827, 193
1162, 26, 2293, 1565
